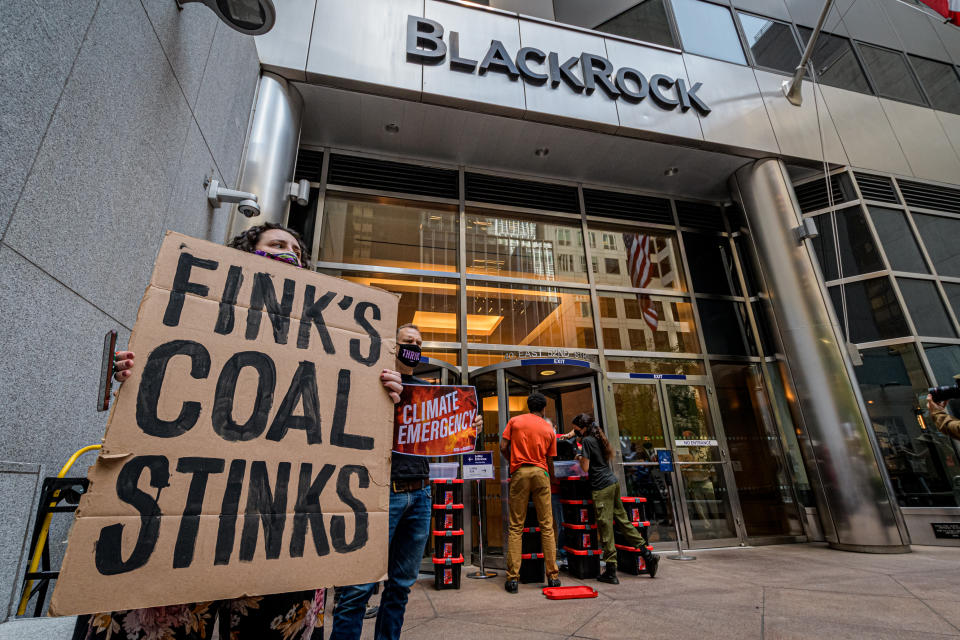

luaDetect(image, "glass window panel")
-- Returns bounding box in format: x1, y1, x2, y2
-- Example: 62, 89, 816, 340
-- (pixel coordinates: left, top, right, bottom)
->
320, 196, 458, 272
737, 13, 801, 74
735, 234, 762, 295
599, 292, 701, 353
942, 283, 960, 322
320, 270, 460, 343
682, 232, 741, 295
868, 207, 929, 274
710, 362, 804, 537
752, 299, 777, 355
909, 55, 960, 115
829, 278, 910, 343
809, 209, 884, 282
607, 357, 705, 376
696, 299, 756, 356
897, 278, 957, 338
465, 281, 595, 348
595, 0, 677, 48
856, 344, 959, 507
588, 225, 686, 290
857, 43, 925, 104
923, 343, 960, 386
798, 27, 872, 94
913, 214, 960, 277
465, 210, 587, 283
672, 0, 746, 64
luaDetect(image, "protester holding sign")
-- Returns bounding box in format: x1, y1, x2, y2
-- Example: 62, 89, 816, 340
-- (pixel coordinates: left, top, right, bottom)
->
332, 323, 481, 640
74, 224, 404, 640
572, 414, 659, 584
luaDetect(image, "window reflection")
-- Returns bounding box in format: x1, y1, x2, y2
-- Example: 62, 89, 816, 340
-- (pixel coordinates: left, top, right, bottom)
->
737, 13, 801, 74
607, 357, 705, 376
599, 292, 700, 353
810, 208, 884, 281
856, 344, 960, 507
868, 207, 928, 274
320, 196, 458, 272
682, 232, 740, 295
798, 27, 872, 94
897, 278, 957, 338
672, 0, 746, 65
465, 210, 587, 283
588, 226, 686, 291
909, 55, 960, 115
923, 343, 960, 386
829, 278, 910, 344
595, 0, 677, 48
465, 281, 595, 348
857, 43, 925, 105
912, 214, 960, 277
697, 299, 756, 356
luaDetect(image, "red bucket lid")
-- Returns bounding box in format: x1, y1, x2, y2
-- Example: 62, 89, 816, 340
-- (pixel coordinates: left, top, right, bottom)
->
432, 479, 464, 484
522, 527, 542, 533
521, 552, 545, 560
432, 503, 464, 510
563, 546, 601, 556
432, 555, 465, 565
621, 496, 647, 503
432, 529, 464, 537
558, 499, 594, 505
561, 522, 597, 530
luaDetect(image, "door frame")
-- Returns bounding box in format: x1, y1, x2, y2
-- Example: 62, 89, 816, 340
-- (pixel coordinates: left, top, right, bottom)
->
607, 372, 748, 549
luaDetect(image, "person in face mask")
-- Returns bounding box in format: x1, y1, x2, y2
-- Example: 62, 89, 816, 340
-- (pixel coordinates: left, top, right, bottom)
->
332, 324, 482, 640
92, 223, 404, 640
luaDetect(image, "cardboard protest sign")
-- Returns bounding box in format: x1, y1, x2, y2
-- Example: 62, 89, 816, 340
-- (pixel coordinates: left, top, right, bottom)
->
51, 232, 397, 616
393, 385, 478, 456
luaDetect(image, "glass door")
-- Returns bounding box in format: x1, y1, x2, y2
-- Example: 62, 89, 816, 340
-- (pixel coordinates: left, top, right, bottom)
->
612, 377, 746, 549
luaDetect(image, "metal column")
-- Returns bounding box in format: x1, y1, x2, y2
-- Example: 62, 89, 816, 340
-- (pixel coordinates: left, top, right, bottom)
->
229, 72, 303, 236
729, 159, 909, 553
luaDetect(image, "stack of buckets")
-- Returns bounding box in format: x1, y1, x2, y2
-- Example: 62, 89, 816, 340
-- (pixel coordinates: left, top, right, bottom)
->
518, 502, 547, 584
557, 476, 654, 577
431, 479, 464, 589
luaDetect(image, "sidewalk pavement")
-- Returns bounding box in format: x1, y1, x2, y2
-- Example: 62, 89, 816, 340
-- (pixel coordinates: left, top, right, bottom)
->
346, 543, 960, 640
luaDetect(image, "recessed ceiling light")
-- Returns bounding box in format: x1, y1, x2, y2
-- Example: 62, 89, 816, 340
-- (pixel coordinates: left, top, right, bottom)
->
534, 147, 550, 157
385, 123, 400, 133
540, 369, 556, 376
664, 167, 679, 176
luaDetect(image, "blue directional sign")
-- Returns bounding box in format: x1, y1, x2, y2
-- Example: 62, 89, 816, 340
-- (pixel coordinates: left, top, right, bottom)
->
657, 449, 674, 472
463, 451, 494, 480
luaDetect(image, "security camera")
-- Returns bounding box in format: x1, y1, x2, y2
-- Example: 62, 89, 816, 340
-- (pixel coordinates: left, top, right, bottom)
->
206, 179, 261, 218
177, 0, 276, 36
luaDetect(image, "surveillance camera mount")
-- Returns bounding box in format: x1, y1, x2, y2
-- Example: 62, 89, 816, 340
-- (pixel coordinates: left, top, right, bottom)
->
206, 179, 261, 217
177, 0, 276, 36
286, 179, 311, 207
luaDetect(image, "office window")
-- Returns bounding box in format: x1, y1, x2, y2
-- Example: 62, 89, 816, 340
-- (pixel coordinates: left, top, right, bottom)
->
798, 28, 871, 94
682, 232, 741, 296
923, 343, 960, 386
857, 43, 925, 105
596, 0, 677, 49
868, 207, 928, 274
697, 299, 755, 356
897, 278, 956, 338
829, 278, 910, 343
912, 214, 960, 277
809, 209, 884, 281
909, 55, 960, 115
737, 13, 801, 74
672, 0, 746, 65
605, 258, 621, 274
942, 283, 960, 324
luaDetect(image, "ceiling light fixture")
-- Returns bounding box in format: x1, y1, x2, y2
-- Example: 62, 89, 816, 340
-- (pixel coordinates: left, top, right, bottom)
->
385, 123, 400, 133
664, 167, 679, 177
540, 370, 556, 376
534, 147, 550, 157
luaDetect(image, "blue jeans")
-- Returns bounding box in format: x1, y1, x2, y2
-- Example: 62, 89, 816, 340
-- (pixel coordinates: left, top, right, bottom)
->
331, 485, 432, 640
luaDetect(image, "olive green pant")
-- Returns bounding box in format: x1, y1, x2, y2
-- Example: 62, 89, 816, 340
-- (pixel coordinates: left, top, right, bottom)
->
593, 482, 646, 566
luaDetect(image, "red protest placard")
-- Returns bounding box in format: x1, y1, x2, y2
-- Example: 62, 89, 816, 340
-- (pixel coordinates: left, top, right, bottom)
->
394, 385, 478, 457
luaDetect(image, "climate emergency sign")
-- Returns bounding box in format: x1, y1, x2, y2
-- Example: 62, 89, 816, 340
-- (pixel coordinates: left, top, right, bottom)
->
51, 232, 397, 616
393, 385, 478, 457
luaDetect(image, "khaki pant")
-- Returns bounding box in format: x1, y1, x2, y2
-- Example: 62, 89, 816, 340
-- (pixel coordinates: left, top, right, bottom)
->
593, 482, 646, 566
506, 465, 559, 581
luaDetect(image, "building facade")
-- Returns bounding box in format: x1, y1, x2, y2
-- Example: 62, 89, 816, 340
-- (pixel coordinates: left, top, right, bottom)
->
3, 0, 960, 625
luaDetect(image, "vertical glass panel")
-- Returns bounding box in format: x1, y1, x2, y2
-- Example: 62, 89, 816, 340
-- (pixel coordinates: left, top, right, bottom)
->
587, 225, 686, 290
752, 299, 777, 355
809, 208, 884, 281
897, 278, 957, 338
737, 13, 801, 74
734, 234, 762, 295
320, 196, 458, 271
470, 371, 504, 556
697, 299, 756, 356
913, 214, 960, 277
857, 43, 925, 104
682, 232, 741, 295
666, 385, 738, 539
763, 361, 814, 507
598, 292, 701, 354
909, 55, 960, 115
829, 278, 910, 344
607, 357, 705, 376
672, 0, 746, 64
856, 344, 959, 507
465, 210, 587, 283
465, 281, 595, 348
941, 283, 960, 324
595, 0, 677, 48
923, 343, 960, 386
798, 27, 872, 94
320, 270, 460, 343
613, 384, 678, 543
868, 207, 929, 273
711, 362, 804, 537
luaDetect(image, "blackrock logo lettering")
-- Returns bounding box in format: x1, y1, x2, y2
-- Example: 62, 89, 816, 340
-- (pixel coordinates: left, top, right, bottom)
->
406, 16, 711, 116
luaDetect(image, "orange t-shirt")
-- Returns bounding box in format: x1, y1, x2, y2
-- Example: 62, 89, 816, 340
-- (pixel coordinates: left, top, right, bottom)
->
503, 413, 558, 474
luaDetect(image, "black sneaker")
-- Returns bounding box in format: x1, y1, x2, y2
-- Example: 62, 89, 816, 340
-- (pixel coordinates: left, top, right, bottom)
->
596, 565, 619, 585
505, 579, 518, 594
644, 552, 660, 579
547, 577, 561, 588
364, 605, 379, 619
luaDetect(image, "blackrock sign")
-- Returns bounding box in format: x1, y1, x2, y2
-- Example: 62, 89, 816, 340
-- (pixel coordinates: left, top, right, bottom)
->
406, 16, 711, 116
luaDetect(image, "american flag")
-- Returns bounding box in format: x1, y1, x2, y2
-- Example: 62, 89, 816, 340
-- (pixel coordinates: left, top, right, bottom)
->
624, 233, 658, 332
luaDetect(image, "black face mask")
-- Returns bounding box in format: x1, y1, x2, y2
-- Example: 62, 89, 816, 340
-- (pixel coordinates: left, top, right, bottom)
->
397, 343, 422, 368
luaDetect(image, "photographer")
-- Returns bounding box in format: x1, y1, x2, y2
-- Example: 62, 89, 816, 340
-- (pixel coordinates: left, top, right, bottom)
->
926, 395, 960, 441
